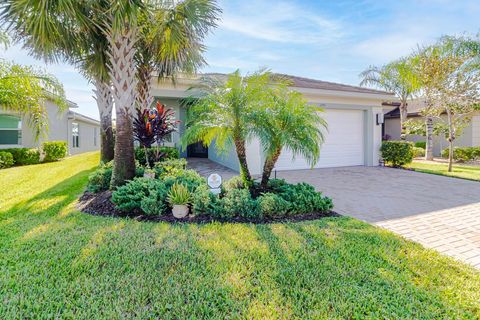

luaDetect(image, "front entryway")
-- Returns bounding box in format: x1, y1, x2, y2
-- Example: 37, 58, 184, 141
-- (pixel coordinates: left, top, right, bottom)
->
187, 142, 208, 158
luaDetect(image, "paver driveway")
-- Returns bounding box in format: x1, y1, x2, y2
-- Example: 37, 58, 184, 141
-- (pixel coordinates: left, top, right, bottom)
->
277, 166, 480, 269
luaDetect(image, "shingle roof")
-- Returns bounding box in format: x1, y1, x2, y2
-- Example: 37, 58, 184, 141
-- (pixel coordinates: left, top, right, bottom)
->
202, 72, 394, 96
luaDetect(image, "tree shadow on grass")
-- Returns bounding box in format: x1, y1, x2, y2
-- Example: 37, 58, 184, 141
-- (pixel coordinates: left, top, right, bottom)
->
254, 219, 479, 319
0, 169, 97, 243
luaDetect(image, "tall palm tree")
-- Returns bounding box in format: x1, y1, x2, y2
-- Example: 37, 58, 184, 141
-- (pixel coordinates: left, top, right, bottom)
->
0, 59, 67, 141
360, 58, 420, 139
182, 70, 273, 188
135, 0, 220, 111
251, 86, 327, 189
0, 0, 115, 162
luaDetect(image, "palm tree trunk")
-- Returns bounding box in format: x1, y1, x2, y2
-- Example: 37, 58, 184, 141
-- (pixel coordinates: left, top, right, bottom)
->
233, 137, 252, 188
136, 64, 154, 110
107, 27, 138, 187
94, 79, 114, 163
399, 100, 408, 140
260, 148, 282, 189
425, 116, 434, 161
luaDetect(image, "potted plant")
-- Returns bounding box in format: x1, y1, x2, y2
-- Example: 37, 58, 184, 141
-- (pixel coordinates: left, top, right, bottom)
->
167, 182, 191, 218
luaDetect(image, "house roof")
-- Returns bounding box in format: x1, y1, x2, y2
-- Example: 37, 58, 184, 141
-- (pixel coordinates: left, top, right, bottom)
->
385, 99, 427, 118
201, 72, 394, 96
68, 111, 100, 125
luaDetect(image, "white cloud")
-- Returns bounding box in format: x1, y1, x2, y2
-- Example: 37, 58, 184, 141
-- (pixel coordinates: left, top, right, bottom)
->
220, 1, 345, 44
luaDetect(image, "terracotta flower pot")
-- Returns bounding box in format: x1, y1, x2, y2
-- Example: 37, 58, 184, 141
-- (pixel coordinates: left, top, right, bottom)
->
172, 204, 189, 219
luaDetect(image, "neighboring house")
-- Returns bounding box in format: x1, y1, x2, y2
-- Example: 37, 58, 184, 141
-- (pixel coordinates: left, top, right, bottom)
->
151, 73, 394, 175
384, 99, 480, 156
0, 99, 100, 155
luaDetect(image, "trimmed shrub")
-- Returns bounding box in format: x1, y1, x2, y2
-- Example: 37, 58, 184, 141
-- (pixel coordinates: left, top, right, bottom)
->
222, 188, 258, 219
42, 141, 68, 162
414, 141, 426, 149
266, 178, 289, 192
0, 151, 14, 169
223, 176, 244, 193
192, 184, 217, 215
87, 161, 144, 193
112, 177, 168, 215
257, 193, 290, 218
442, 146, 480, 162
276, 183, 333, 214
154, 158, 187, 177
412, 147, 425, 158
135, 146, 179, 166
380, 141, 414, 167
87, 165, 113, 193
5, 148, 40, 165
162, 169, 205, 192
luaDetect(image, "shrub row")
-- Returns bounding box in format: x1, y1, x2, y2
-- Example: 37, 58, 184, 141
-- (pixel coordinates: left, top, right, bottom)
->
107, 164, 333, 220
441, 146, 480, 162
0, 141, 68, 169
134, 146, 179, 167
380, 141, 414, 167
192, 178, 333, 220
412, 147, 425, 158
87, 158, 187, 193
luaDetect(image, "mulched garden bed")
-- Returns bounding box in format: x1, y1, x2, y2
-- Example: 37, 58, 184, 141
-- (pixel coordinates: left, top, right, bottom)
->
78, 191, 338, 224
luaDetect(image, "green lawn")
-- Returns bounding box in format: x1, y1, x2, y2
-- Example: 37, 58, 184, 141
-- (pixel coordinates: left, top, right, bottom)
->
407, 161, 480, 181
1, 152, 479, 319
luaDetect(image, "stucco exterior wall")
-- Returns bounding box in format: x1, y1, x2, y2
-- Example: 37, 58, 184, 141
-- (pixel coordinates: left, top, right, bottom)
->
473, 115, 480, 146
68, 118, 100, 155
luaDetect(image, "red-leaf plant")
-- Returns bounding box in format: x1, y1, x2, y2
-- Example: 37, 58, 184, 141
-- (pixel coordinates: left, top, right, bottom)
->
133, 101, 179, 167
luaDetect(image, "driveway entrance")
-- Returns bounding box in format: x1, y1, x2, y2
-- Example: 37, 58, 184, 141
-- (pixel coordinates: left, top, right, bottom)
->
277, 166, 480, 269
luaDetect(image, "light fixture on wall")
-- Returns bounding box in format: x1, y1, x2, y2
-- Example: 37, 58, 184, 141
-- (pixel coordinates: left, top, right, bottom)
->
376, 113, 384, 126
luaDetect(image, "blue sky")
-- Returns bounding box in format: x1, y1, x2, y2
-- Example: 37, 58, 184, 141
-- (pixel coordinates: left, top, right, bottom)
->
1, 0, 479, 120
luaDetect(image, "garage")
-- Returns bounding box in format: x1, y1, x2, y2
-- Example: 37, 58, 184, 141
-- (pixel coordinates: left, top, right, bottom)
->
273, 109, 365, 170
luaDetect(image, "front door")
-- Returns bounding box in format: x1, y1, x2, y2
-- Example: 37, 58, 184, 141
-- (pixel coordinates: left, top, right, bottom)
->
187, 142, 208, 158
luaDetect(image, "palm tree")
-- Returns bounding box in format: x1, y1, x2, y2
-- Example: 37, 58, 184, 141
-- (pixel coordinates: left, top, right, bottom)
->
135, 0, 220, 111
360, 58, 420, 139
251, 86, 327, 189
0, 59, 67, 141
0, 0, 115, 162
182, 70, 273, 188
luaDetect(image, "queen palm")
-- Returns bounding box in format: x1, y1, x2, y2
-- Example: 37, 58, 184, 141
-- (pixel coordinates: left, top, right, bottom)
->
251, 86, 327, 189
360, 57, 420, 139
182, 70, 273, 188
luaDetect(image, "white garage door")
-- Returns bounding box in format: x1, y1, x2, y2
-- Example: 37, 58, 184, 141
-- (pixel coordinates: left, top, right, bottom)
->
274, 109, 365, 170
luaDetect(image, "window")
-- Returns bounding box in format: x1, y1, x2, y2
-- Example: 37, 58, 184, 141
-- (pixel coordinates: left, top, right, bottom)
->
72, 123, 79, 148
94, 127, 98, 146
0, 115, 22, 145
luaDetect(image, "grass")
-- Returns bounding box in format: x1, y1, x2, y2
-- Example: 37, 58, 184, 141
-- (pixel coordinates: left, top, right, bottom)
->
1, 152, 479, 319
407, 161, 480, 181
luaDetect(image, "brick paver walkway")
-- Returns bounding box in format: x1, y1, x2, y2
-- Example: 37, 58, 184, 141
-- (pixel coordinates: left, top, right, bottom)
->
277, 166, 480, 269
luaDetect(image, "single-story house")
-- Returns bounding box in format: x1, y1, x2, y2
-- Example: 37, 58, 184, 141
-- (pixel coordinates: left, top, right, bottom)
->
0, 99, 101, 155
384, 99, 480, 156
152, 74, 395, 175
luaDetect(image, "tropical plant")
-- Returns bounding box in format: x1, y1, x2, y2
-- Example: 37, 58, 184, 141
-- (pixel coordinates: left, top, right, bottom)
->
251, 86, 327, 189
135, 0, 220, 111
182, 69, 275, 188
1, 0, 115, 163
360, 57, 420, 139
0, 60, 67, 141
167, 182, 191, 205
133, 101, 179, 166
